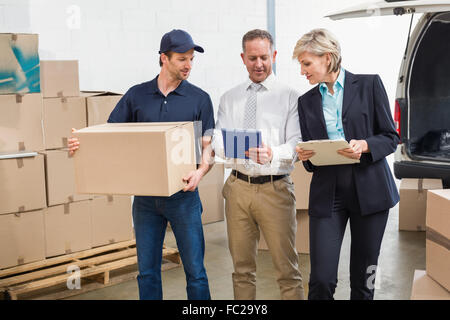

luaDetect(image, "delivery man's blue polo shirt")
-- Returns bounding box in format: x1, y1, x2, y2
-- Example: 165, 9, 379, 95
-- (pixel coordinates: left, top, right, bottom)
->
108, 75, 215, 137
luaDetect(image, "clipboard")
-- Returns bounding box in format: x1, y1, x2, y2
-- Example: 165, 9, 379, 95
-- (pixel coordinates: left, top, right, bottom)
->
222, 128, 262, 159
297, 139, 360, 166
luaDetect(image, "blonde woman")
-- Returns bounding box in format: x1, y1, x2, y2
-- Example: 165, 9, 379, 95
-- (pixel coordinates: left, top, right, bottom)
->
292, 29, 399, 300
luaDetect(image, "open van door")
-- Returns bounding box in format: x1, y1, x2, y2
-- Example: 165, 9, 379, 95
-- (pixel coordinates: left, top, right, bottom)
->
326, 0, 450, 20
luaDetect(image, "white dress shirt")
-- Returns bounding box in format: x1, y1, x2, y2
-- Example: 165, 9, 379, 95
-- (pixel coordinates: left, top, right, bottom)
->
213, 74, 302, 176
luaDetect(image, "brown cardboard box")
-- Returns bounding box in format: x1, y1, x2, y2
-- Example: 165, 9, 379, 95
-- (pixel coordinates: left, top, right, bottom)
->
43, 97, 86, 150
296, 209, 310, 254
40, 60, 80, 98
291, 161, 312, 210
81, 91, 123, 126
90, 196, 133, 247
0, 209, 45, 269
259, 209, 310, 254
41, 150, 92, 206
73, 122, 196, 197
199, 163, 225, 224
410, 270, 450, 300
399, 179, 443, 231
0, 154, 46, 215
43, 200, 92, 258
426, 189, 450, 291
0, 33, 40, 95
0, 93, 44, 153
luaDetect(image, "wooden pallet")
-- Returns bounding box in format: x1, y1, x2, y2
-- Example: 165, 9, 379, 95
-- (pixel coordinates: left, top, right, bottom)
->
0, 240, 181, 300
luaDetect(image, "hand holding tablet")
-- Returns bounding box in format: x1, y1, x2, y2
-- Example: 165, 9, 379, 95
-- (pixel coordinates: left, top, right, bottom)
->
222, 128, 262, 159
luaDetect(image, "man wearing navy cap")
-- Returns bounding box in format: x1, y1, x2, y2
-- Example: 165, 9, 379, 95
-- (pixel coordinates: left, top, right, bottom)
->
68, 29, 214, 300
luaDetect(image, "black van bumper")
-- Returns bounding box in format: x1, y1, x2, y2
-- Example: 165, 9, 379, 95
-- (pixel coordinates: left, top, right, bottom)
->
394, 161, 450, 187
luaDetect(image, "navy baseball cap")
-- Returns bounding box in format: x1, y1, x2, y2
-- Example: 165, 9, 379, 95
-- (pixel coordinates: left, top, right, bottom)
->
159, 29, 204, 54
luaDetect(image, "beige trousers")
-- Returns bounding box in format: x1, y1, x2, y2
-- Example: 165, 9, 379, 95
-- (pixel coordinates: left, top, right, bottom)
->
222, 173, 305, 300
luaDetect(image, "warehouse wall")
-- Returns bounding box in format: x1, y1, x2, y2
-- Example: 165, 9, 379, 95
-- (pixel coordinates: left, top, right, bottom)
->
25, 0, 266, 118
0, 0, 31, 32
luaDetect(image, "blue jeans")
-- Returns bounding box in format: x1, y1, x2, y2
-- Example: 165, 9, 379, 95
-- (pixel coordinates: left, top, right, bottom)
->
132, 189, 211, 300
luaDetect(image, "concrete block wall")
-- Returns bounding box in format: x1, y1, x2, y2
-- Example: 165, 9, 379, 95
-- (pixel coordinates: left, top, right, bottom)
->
0, 0, 267, 119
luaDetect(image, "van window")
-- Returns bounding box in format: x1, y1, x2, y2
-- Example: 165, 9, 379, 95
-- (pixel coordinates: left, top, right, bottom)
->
408, 12, 450, 161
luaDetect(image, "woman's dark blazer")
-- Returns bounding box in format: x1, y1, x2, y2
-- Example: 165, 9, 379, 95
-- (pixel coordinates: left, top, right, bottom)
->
298, 71, 400, 218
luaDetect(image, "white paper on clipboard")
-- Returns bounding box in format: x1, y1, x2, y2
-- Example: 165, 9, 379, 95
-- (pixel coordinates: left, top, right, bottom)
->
297, 139, 360, 166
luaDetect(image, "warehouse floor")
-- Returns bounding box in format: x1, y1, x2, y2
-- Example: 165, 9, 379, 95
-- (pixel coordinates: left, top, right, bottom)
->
66, 203, 426, 300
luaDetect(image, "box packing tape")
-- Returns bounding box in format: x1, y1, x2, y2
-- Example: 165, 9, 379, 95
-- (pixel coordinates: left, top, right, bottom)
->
109, 239, 115, 244
17, 257, 24, 265
62, 137, 68, 147
427, 227, 450, 250
418, 178, 424, 194
65, 242, 72, 254
61, 97, 67, 103
16, 158, 24, 169
16, 94, 23, 103
64, 203, 70, 214
11, 34, 18, 41
57, 91, 64, 98
107, 195, 114, 202
18, 142, 25, 151
68, 195, 74, 203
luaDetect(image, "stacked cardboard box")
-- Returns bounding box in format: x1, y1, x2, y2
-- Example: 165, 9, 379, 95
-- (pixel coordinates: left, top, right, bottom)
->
425, 189, 450, 292
41, 150, 92, 206
259, 162, 312, 254
39, 61, 135, 259
40, 60, 85, 150
399, 178, 443, 231
0, 33, 47, 269
410, 270, 450, 300
410, 188, 450, 299
91, 196, 134, 248
0, 210, 46, 269
0, 33, 40, 94
81, 91, 123, 126
198, 163, 225, 225
44, 200, 92, 257
0, 54, 134, 269
0, 155, 47, 269
0, 93, 44, 153
38, 60, 93, 258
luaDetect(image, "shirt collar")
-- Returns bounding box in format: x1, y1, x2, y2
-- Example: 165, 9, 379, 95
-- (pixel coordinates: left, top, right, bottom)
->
147, 75, 187, 96
246, 73, 276, 91
319, 67, 345, 95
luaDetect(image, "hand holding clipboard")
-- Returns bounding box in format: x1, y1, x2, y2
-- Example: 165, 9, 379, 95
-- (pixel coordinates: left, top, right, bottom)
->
295, 139, 368, 166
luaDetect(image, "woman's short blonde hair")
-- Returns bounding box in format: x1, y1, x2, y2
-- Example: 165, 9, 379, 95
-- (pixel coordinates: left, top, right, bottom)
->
292, 28, 342, 73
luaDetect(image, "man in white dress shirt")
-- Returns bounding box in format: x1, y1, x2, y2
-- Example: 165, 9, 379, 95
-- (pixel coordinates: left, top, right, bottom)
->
213, 29, 304, 300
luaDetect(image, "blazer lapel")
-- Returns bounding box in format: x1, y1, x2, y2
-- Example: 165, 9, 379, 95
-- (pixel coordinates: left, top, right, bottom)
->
342, 71, 359, 119
310, 86, 329, 139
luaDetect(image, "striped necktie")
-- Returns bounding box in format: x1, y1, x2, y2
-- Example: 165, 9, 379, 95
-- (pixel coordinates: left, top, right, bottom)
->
243, 82, 262, 168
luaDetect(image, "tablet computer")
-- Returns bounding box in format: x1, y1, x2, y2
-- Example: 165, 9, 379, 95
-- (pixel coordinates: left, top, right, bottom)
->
222, 128, 262, 159
297, 139, 360, 166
